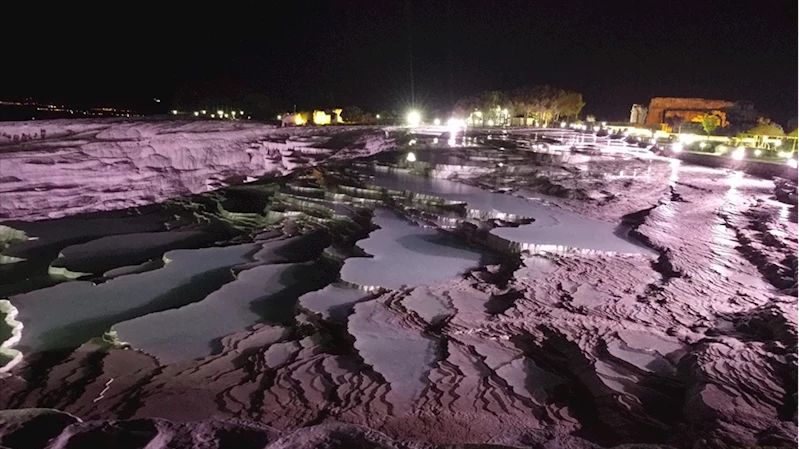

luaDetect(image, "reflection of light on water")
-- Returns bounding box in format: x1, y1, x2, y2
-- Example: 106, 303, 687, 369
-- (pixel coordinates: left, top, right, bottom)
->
669, 159, 680, 186
778, 205, 790, 222
660, 200, 676, 219
727, 171, 744, 189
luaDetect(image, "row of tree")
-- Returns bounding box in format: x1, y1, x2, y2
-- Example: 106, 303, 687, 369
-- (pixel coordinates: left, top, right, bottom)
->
452, 85, 585, 126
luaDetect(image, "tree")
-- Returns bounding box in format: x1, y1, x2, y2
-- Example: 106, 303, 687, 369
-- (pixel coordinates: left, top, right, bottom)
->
555, 91, 585, 120
665, 115, 685, 133
746, 123, 785, 136
701, 114, 720, 135
340, 105, 364, 123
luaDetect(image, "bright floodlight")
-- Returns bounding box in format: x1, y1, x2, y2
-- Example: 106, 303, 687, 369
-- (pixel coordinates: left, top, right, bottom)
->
406, 152, 416, 162
732, 147, 746, 160
407, 111, 421, 127
433, 118, 441, 126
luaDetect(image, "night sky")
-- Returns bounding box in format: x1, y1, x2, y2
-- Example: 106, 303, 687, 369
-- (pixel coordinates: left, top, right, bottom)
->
1, 0, 796, 123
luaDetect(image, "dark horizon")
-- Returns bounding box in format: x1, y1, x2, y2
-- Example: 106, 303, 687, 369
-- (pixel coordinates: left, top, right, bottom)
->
1, 0, 796, 124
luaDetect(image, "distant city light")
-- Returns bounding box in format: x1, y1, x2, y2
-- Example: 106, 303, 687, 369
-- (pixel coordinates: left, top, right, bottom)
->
775, 140, 782, 147
231, 111, 236, 116
433, 137, 438, 144
498, 162, 504, 167
407, 111, 421, 127
560, 121, 566, 128
593, 126, 600, 131
211, 114, 216, 118
171, 110, 177, 115
433, 118, 441, 126
601, 122, 607, 126
224, 113, 229, 118
699, 142, 707, 148
193, 111, 199, 116
487, 119, 495, 126
754, 149, 762, 157
672, 143, 683, 153
787, 158, 798, 168
239, 111, 244, 115
277, 115, 282, 120
201, 110, 206, 114
406, 152, 416, 162
154, 98, 161, 103
779, 151, 789, 158
717, 145, 727, 153
732, 147, 746, 160
376, 114, 381, 119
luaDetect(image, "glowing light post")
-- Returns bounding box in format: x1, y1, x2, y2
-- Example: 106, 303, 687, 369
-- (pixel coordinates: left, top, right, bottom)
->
406, 111, 421, 128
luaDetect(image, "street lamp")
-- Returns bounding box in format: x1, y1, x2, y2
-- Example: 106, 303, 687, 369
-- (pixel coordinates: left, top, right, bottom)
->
407, 111, 421, 127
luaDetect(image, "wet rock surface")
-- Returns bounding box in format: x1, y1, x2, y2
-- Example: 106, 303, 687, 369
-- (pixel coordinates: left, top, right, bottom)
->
0, 128, 796, 448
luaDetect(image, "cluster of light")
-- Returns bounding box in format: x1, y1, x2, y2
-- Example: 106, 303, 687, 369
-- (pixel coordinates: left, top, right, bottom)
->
313, 110, 332, 125
433, 118, 441, 126
754, 149, 762, 157
732, 146, 746, 160
407, 110, 421, 127
672, 142, 683, 153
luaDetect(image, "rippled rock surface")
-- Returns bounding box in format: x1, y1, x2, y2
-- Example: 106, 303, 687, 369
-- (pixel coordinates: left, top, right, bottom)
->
0, 127, 795, 448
